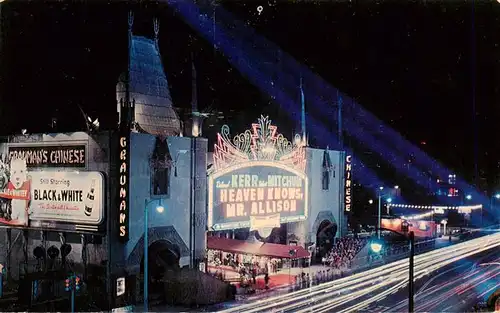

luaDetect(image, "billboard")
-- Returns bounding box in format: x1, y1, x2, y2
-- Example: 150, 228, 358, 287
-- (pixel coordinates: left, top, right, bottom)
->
7, 144, 86, 168
381, 218, 437, 238
0, 158, 104, 232
208, 116, 308, 231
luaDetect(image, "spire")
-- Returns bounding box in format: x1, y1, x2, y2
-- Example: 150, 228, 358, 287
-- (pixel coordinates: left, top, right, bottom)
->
191, 53, 198, 113
153, 18, 160, 49
300, 75, 307, 145
190, 52, 201, 137
126, 11, 134, 106
337, 89, 343, 150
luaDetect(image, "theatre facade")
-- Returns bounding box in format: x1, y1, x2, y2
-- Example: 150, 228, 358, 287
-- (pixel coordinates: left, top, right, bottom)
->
207, 116, 349, 259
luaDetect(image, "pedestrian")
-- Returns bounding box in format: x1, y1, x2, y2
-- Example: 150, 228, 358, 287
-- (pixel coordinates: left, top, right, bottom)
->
264, 273, 269, 289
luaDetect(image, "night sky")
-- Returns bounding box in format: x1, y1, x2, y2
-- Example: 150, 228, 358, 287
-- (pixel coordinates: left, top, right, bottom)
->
1, 1, 499, 190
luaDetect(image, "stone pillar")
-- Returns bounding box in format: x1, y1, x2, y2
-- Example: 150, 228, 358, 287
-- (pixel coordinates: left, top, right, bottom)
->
59, 233, 66, 269
5, 228, 11, 281
22, 230, 28, 276
40, 231, 47, 272
81, 234, 87, 280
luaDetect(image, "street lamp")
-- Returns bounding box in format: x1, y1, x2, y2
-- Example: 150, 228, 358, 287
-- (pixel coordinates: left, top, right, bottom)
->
144, 198, 165, 312
307, 244, 315, 293
377, 187, 395, 238
465, 194, 480, 227
368, 199, 374, 204
370, 229, 415, 313
377, 187, 384, 239
490, 193, 500, 226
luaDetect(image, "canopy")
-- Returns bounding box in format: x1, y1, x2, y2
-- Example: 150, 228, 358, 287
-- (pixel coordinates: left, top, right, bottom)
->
207, 236, 310, 259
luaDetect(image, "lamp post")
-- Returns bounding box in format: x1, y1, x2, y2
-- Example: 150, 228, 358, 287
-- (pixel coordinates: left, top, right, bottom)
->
144, 199, 165, 312
307, 244, 315, 293
371, 229, 415, 313
491, 194, 500, 225
377, 187, 384, 239
466, 194, 487, 228
376, 186, 399, 238
408, 231, 415, 313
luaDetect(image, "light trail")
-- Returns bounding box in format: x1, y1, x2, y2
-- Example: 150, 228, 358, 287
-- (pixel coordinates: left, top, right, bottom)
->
217, 232, 500, 313
383, 256, 500, 312
330, 240, 500, 313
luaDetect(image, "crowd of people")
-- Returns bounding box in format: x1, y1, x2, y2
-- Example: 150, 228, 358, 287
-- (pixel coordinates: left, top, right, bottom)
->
322, 237, 367, 269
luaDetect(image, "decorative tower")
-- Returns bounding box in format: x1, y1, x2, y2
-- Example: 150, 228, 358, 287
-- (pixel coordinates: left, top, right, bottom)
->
300, 75, 308, 146
116, 13, 181, 136
190, 53, 203, 137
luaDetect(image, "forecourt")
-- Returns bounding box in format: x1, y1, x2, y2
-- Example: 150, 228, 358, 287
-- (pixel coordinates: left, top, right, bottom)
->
217, 232, 500, 313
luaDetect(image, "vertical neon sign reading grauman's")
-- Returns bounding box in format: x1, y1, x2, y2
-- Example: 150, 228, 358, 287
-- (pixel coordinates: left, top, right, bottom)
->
344, 155, 352, 212
118, 135, 130, 242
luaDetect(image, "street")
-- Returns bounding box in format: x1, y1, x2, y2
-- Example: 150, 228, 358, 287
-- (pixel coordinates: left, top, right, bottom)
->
216, 232, 500, 313
372, 251, 500, 312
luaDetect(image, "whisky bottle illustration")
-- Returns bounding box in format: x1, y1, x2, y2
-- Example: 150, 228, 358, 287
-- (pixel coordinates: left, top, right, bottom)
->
84, 179, 96, 217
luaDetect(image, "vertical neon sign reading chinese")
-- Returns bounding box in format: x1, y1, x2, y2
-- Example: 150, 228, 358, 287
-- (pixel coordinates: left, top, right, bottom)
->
344, 155, 352, 212
118, 134, 130, 242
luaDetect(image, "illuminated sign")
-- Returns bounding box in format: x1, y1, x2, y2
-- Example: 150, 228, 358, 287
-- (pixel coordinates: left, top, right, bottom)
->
249, 213, 281, 231
208, 116, 308, 231
8, 145, 86, 168
118, 135, 130, 242
116, 277, 125, 297
344, 155, 352, 212
381, 218, 436, 238
209, 163, 308, 230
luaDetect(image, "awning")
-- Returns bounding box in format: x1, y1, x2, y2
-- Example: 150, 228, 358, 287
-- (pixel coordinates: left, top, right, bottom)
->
207, 236, 310, 259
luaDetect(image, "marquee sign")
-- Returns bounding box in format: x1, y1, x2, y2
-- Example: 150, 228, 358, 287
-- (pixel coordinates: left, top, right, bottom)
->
8, 145, 86, 168
208, 116, 308, 231
344, 155, 352, 212
117, 134, 130, 242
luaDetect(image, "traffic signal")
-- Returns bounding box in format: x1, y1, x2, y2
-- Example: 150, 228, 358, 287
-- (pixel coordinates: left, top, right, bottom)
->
75, 276, 81, 291
64, 278, 71, 292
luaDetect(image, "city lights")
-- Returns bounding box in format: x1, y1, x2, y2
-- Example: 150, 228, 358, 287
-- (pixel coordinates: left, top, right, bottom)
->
370, 242, 383, 253
218, 232, 500, 313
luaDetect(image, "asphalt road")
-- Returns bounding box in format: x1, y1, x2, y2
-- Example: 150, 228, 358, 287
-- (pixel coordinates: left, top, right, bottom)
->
216, 232, 500, 313
369, 250, 500, 313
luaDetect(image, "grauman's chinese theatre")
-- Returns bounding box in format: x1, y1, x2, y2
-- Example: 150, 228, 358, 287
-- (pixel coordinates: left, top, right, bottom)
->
0, 13, 209, 310
207, 116, 349, 261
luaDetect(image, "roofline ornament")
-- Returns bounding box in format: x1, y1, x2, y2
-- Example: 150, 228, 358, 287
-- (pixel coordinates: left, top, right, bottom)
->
212, 115, 306, 174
